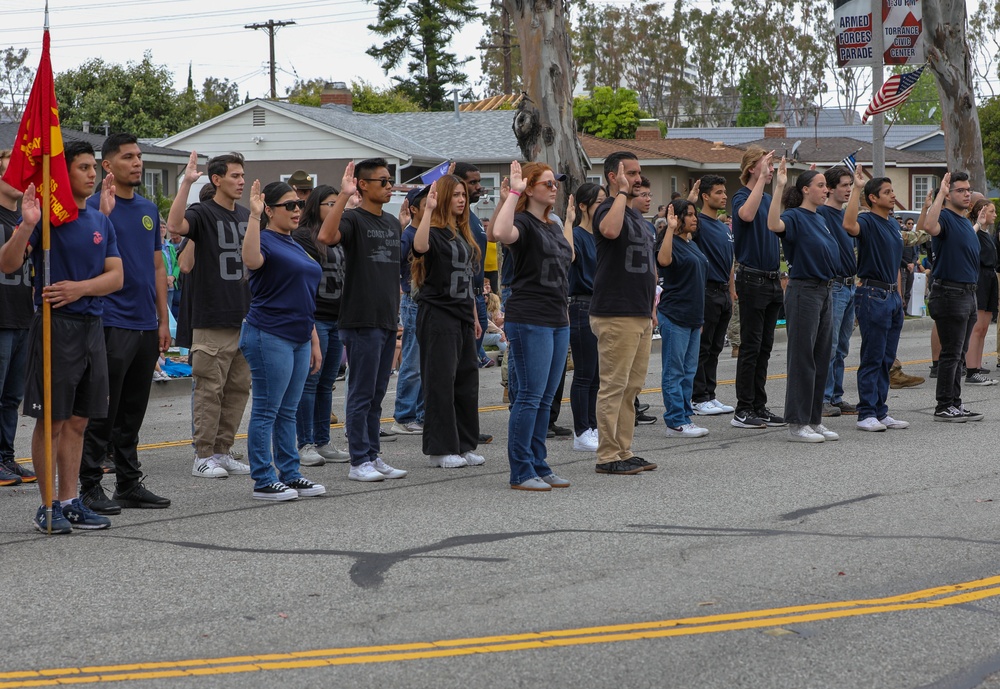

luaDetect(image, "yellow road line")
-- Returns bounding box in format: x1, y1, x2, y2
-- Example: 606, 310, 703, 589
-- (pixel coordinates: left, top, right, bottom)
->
3, 574, 999, 687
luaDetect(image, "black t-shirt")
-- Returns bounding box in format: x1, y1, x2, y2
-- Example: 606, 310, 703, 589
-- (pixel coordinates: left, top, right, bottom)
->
293, 225, 344, 321
591, 197, 656, 317
977, 230, 997, 272
413, 227, 476, 324
856, 213, 903, 284
470, 211, 487, 290
731, 187, 780, 270
779, 207, 838, 281
337, 207, 400, 330
817, 205, 857, 277
183, 199, 251, 329
931, 208, 980, 284
505, 212, 571, 327
0, 206, 33, 329
693, 214, 734, 284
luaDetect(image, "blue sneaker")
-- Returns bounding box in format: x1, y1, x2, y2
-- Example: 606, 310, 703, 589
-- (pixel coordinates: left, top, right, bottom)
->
33, 501, 72, 535
61, 497, 111, 530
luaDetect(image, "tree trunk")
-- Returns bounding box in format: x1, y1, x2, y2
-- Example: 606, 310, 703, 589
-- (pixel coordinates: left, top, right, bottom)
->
923, 0, 987, 191
504, 0, 589, 207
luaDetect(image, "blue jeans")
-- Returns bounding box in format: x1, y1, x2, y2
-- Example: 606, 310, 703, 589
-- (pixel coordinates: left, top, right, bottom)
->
505, 321, 569, 485
295, 319, 342, 447
475, 294, 488, 360
0, 328, 28, 463
240, 322, 311, 490
393, 293, 424, 424
824, 281, 856, 405
341, 327, 396, 466
854, 286, 903, 420
481, 332, 507, 353
658, 314, 700, 429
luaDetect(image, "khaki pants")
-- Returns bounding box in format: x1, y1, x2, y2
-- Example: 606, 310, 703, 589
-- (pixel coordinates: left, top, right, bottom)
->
590, 316, 653, 464
191, 327, 251, 458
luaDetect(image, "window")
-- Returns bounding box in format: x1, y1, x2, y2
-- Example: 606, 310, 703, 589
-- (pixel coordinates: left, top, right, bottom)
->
475, 173, 501, 215
913, 175, 938, 209
144, 170, 163, 198
670, 176, 677, 194
586, 175, 603, 186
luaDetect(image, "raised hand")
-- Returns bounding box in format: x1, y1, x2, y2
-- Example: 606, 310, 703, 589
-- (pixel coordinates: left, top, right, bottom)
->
341, 161, 357, 198
615, 161, 630, 194
447, 161, 456, 177
499, 176, 510, 204
854, 164, 865, 188
20, 183, 40, 227
248, 179, 264, 218
565, 194, 576, 227
183, 151, 201, 185
666, 203, 678, 234
939, 172, 951, 197
756, 150, 775, 178
687, 178, 701, 203
509, 161, 527, 194
978, 203, 991, 227
398, 199, 411, 228
346, 190, 362, 209
99, 173, 116, 216
775, 156, 788, 187
425, 180, 439, 213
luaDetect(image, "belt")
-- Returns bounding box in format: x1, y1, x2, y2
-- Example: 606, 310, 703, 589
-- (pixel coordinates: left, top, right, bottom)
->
933, 279, 977, 291
860, 278, 894, 291
739, 266, 780, 280
834, 275, 855, 286
706, 281, 729, 291
568, 294, 592, 303
791, 277, 835, 287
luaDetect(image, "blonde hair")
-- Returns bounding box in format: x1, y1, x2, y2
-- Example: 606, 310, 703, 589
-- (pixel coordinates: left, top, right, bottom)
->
740, 145, 767, 186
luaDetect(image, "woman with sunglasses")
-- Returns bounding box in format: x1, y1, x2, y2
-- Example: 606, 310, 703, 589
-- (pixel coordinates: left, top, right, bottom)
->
492, 161, 573, 491
293, 184, 351, 465
240, 180, 324, 501
410, 175, 484, 468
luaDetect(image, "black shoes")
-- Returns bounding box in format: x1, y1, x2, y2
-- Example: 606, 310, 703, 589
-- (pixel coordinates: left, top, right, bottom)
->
634, 412, 657, 426
731, 410, 767, 429
479, 433, 494, 444
629, 457, 657, 471
548, 424, 572, 438
755, 407, 787, 427
635, 402, 650, 414
113, 480, 171, 509
595, 457, 654, 475
82, 484, 122, 515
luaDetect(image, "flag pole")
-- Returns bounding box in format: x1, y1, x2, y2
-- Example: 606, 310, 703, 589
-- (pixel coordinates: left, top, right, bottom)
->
42, 0, 53, 533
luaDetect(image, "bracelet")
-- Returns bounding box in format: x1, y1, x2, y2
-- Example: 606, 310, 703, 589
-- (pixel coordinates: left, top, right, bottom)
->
509, 190, 521, 197
250, 215, 260, 221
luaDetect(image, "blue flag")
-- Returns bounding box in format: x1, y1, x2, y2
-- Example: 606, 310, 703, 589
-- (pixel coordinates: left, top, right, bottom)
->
420, 161, 450, 185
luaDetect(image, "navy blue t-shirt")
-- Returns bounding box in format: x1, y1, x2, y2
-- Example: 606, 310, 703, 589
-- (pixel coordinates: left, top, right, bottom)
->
246, 230, 322, 343
568, 226, 596, 296
657, 235, 708, 328
856, 212, 903, 284
931, 208, 980, 284
469, 211, 487, 290
28, 204, 119, 317
87, 193, 161, 330
400, 223, 417, 293
731, 187, 779, 270
693, 213, 734, 284
779, 207, 838, 281
817, 205, 857, 278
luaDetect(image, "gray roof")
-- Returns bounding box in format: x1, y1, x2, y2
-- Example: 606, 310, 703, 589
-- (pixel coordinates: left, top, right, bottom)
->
666, 124, 941, 150
0, 122, 191, 158
739, 137, 944, 166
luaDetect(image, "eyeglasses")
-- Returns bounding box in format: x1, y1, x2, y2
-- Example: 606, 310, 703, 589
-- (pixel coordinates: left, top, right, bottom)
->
951, 186, 972, 194
535, 180, 559, 190
362, 177, 392, 187
636, 192, 652, 198
269, 200, 305, 211
319, 201, 337, 208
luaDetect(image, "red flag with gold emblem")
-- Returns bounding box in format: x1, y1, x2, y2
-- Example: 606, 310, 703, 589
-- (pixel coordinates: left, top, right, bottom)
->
1, 28, 77, 226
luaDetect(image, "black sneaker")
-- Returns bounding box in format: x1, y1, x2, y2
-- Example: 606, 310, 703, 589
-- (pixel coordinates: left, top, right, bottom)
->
731, 410, 767, 429
549, 424, 572, 437
629, 457, 657, 472
755, 407, 787, 427
980, 367, 992, 374
2, 459, 36, 483
378, 429, 397, 442
284, 477, 327, 497
933, 406, 967, 422
960, 405, 984, 422
929, 362, 938, 378
634, 412, 657, 426
635, 402, 650, 414
113, 480, 171, 509
252, 482, 299, 501
595, 460, 645, 475
82, 484, 122, 515
479, 433, 494, 444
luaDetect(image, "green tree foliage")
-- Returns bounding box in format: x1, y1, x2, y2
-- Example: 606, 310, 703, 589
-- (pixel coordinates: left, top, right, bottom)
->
980, 96, 1000, 189
0, 47, 32, 122
286, 77, 326, 107
886, 66, 942, 125
735, 68, 775, 127
477, 0, 522, 94
198, 77, 240, 121
365, 0, 481, 111
573, 86, 647, 139
351, 79, 421, 113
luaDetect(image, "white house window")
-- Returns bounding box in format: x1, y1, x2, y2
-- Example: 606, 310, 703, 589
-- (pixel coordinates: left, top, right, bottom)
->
144, 170, 163, 197
913, 175, 937, 210
475, 173, 501, 215
670, 176, 678, 194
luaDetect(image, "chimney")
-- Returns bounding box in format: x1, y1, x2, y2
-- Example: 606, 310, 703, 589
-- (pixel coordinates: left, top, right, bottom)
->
635, 118, 661, 141
763, 122, 786, 139
711, 141, 725, 150
321, 81, 353, 110
82, 121, 90, 133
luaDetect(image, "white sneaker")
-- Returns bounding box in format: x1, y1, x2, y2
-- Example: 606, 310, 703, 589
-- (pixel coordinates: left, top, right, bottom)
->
878, 415, 909, 429
316, 444, 350, 461
788, 424, 824, 443
430, 454, 467, 468
461, 451, 486, 466
856, 417, 887, 432
215, 453, 251, 474
573, 430, 598, 452
348, 461, 385, 482
665, 423, 709, 438
813, 424, 839, 441
692, 401, 724, 416
710, 399, 735, 413
389, 421, 423, 435
373, 457, 407, 479
298, 443, 325, 467
192, 455, 228, 478
588, 428, 599, 444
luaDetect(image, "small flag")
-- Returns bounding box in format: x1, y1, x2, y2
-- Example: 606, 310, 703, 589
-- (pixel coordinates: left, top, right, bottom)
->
839, 153, 857, 175
861, 66, 925, 124
1, 28, 78, 225
420, 160, 451, 185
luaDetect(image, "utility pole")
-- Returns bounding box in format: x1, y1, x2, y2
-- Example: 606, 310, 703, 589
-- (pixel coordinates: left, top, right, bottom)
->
245, 19, 296, 99
501, 5, 512, 95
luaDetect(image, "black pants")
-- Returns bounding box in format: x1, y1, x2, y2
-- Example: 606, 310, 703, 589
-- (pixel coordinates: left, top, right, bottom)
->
734, 271, 784, 414
568, 299, 599, 435
417, 305, 479, 456
550, 361, 567, 426
80, 327, 160, 491
928, 283, 977, 411
783, 280, 833, 425
693, 286, 732, 403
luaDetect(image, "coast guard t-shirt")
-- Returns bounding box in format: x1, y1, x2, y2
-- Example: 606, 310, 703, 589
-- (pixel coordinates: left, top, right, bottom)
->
0, 206, 33, 329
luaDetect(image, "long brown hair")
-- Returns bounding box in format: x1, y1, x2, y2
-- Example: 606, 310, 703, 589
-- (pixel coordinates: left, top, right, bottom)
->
969, 198, 995, 227
515, 162, 555, 221
412, 174, 481, 290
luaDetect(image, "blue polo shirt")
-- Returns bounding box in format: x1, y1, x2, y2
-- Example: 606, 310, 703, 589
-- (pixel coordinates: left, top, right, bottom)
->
693, 213, 734, 284
817, 205, 857, 278
856, 212, 903, 284
931, 208, 980, 284
568, 226, 596, 296
657, 235, 708, 328
246, 230, 322, 343
779, 207, 838, 281
731, 187, 779, 270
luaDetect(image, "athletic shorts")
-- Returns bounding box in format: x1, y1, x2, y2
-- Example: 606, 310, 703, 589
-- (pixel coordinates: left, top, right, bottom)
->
23, 311, 109, 421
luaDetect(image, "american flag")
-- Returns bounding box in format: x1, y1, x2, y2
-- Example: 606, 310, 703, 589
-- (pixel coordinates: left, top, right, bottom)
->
861, 66, 925, 124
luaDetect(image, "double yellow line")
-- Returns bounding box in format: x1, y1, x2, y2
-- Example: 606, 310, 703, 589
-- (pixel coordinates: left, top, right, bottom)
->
4, 573, 1000, 687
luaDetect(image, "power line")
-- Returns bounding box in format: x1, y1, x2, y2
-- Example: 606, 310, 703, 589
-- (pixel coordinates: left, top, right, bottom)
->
245, 19, 296, 99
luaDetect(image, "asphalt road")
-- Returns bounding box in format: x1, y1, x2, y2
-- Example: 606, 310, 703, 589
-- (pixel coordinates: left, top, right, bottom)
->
3, 316, 1000, 689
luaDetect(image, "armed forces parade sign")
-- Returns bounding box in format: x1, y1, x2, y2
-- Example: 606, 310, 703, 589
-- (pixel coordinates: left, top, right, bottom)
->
834, 0, 925, 67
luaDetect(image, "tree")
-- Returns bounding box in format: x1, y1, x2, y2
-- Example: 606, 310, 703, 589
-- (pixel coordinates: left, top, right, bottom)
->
684, 5, 741, 126
477, 0, 522, 94
980, 96, 1000, 189
969, 0, 1000, 99
198, 77, 240, 121
573, 1, 627, 94
735, 68, 775, 127
887, 66, 943, 125
286, 77, 326, 107
0, 47, 32, 122
573, 86, 645, 139
366, 0, 481, 110
351, 79, 421, 113
923, 0, 987, 191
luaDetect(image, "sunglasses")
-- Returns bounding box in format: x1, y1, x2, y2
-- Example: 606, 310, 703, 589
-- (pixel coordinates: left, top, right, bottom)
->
362, 177, 393, 187
535, 180, 559, 190
270, 200, 306, 211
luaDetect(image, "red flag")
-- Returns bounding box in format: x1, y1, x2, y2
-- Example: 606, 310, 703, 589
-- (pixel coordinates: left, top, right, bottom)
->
1, 29, 77, 226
